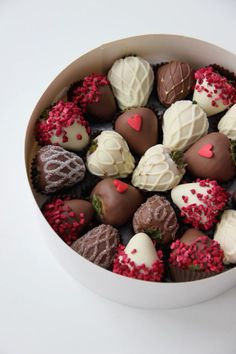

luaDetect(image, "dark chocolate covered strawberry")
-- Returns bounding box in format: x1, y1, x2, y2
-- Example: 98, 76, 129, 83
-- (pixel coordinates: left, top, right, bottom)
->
91, 178, 143, 226
184, 132, 236, 182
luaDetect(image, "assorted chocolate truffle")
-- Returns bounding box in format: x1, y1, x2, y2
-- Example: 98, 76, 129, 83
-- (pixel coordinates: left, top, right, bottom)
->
108, 56, 154, 110
31, 53, 236, 285
32, 145, 86, 194
71, 224, 120, 269
193, 66, 236, 116
42, 198, 94, 245
71, 73, 117, 122
91, 178, 143, 226
115, 107, 158, 155
132, 145, 185, 191
162, 101, 208, 151
113, 233, 164, 282
36, 100, 90, 152
184, 132, 236, 182
171, 179, 229, 230
156, 61, 195, 107
86, 131, 135, 178
133, 195, 178, 245
169, 229, 224, 282
214, 209, 236, 264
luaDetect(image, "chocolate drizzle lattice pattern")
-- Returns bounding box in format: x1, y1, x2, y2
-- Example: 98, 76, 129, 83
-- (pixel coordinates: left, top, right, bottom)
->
72, 224, 120, 269
38, 145, 85, 193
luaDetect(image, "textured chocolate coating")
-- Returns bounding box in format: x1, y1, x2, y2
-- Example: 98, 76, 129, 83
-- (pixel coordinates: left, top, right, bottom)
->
71, 224, 119, 269
184, 132, 236, 182
87, 85, 117, 122
156, 61, 195, 107
33, 145, 86, 194
91, 178, 143, 226
133, 195, 178, 245
115, 107, 158, 155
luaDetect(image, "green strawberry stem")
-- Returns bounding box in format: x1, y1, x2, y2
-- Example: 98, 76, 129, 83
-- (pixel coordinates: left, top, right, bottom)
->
230, 140, 236, 165
92, 194, 103, 216
170, 150, 187, 169
145, 228, 162, 241
88, 140, 98, 155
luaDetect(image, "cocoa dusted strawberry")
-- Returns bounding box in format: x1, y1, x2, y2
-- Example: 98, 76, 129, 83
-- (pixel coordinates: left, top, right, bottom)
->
91, 178, 143, 226
184, 132, 236, 182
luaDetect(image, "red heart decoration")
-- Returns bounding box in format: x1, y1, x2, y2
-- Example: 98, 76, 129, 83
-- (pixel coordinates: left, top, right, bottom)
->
198, 144, 214, 158
127, 114, 142, 132
113, 179, 128, 193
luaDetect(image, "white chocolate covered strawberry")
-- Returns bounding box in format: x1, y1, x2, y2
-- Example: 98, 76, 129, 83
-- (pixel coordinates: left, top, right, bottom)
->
86, 131, 135, 178
214, 209, 236, 264
131, 145, 185, 192
108, 56, 154, 110
113, 233, 164, 282
163, 101, 208, 151
218, 104, 236, 140
193, 67, 236, 116
171, 179, 229, 230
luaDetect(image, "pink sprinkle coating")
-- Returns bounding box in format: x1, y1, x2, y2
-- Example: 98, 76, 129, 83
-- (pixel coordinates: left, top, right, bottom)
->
36, 100, 90, 145
169, 236, 224, 273
42, 198, 86, 245
112, 244, 164, 282
72, 73, 109, 112
180, 179, 229, 230
194, 67, 236, 107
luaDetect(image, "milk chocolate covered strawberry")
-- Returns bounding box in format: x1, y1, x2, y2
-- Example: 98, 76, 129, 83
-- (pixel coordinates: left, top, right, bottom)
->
91, 178, 143, 226
72, 224, 120, 269
115, 107, 158, 155
184, 132, 236, 182
156, 61, 195, 107
42, 198, 94, 245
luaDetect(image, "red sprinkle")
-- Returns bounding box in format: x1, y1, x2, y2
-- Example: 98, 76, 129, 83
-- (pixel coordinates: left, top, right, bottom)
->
113, 179, 128, 193
36, 100, 90, 145
72, 73, 109, 112
113, 245, 164, 282
42, 198, 86, 245
194, 67, 236, 107
180, 179, 229, 230
169, 236, 224, 273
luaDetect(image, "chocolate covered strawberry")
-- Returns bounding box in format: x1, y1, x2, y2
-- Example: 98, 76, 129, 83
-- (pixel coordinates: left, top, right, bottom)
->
42, 198, 94, 245
171, 179, 229, 230
115, 107, 158, 156
193, 66, 236, 116
184, 132, 236, 182
91, 178, 143, 226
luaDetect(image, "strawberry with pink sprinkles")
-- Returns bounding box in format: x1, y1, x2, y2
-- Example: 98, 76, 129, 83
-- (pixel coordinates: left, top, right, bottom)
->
36, 100, 91, 152
113, 233, 164, 282
170, 237, 224, 273
42, 197, 94, 245
171, 179, 229, 230
193, 66, 236, 116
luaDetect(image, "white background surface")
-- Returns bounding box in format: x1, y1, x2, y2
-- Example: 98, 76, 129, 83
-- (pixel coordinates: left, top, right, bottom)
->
1, 0, 236, 353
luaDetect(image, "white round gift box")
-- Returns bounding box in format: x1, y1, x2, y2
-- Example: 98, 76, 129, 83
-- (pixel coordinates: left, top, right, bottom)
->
25, 34, 236, 309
